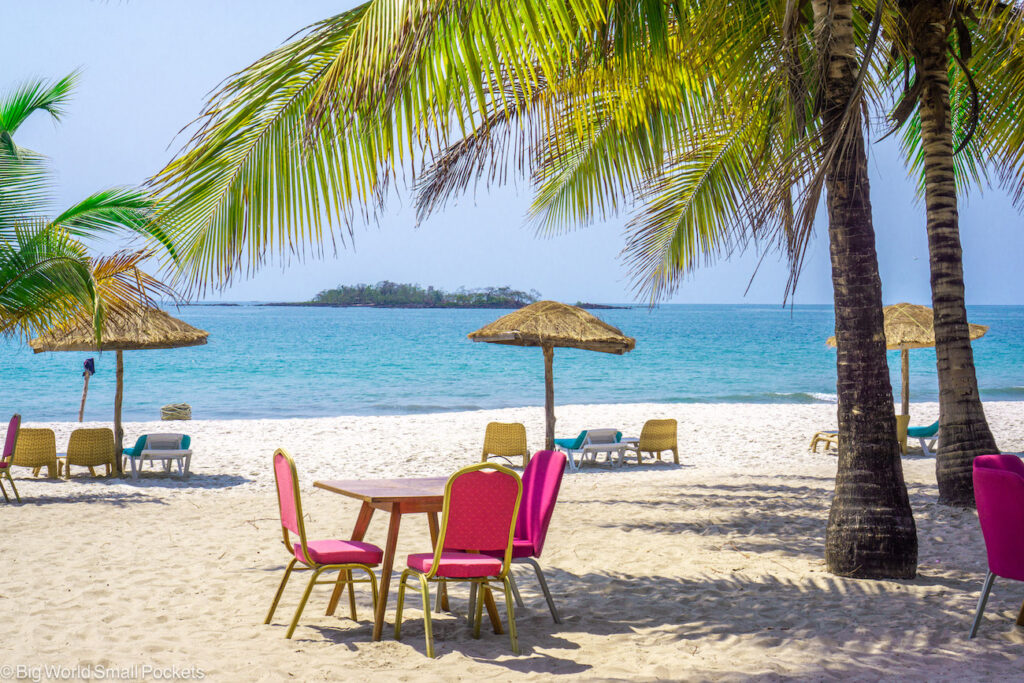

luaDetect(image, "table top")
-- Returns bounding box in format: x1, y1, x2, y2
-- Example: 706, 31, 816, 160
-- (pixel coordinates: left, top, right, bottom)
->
314, 476, 448, 504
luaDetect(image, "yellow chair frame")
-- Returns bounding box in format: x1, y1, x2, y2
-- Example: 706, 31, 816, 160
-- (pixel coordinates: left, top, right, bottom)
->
481, 422, 530, 467
265, 449, 379, 639
12, 428, 58, 478
395, 462, 523, 658
64, 428, 117, 478
1, 414, 20, 503
626, 419, 679, 464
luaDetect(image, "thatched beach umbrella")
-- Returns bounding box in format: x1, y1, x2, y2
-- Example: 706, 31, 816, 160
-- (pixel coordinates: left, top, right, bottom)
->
469, 301, 635, 449
827, 302, 988, 416
30, 307, 209, 471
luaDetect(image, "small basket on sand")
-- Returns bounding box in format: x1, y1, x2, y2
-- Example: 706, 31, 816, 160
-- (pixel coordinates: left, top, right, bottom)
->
161, 403, 192, 421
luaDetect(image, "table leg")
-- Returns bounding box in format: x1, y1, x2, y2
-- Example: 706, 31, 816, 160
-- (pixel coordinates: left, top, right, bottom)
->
327, 502, 376, 616
427, 513, 450, 612
372, 505, 402, 641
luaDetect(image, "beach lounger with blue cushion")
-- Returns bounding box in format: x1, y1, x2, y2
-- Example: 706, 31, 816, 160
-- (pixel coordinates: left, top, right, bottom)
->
907, 420, 939, 456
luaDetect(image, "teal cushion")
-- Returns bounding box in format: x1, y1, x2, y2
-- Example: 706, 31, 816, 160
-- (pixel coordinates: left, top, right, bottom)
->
907, 421, 939, 438
554, 431, 587, 450
123, 435, 148, 458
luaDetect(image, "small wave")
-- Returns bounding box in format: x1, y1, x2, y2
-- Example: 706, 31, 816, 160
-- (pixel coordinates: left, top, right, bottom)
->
365, 403, 487, 415
982, 386, 1024, 398
664, 391, 838, 404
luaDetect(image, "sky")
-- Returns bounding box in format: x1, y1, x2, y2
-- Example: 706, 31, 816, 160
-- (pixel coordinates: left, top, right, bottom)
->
7, 1, 1024, 306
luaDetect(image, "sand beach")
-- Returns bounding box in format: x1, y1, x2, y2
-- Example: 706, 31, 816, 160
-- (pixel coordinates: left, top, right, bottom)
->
3, 401, 1023, 680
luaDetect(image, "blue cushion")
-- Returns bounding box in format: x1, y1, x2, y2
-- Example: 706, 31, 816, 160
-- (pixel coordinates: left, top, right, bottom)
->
907, 421, 939, 438
554, 431, 587, 450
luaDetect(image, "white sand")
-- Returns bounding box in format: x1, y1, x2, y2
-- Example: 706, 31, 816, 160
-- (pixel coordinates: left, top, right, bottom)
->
3, 401, 1023, 681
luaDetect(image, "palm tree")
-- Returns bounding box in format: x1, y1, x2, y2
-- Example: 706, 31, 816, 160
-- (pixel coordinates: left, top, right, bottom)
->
150, 0, 917, 578
0, 74, 172, 339
876, 1, 1002, 507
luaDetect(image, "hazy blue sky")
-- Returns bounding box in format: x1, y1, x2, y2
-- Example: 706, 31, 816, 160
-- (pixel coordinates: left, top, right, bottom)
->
8, 1, 1023, 305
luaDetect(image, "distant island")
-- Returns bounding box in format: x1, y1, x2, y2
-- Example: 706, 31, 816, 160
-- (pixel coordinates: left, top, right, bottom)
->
266, 281, 542, 309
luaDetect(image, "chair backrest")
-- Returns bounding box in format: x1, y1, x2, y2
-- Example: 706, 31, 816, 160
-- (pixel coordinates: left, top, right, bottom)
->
639, 419, 677, 451
482, 422, 528, 458
12, 428, 56, 466
144, 433, 185, 450
566, 430, 587, 449
67, 428, 115, 464
436, 463, 522, 573
973, 454, 1024, 582
516, 450, 567, 557
584, 428, 620, 445
2, 414, 20, 463
271, 449, 309, 553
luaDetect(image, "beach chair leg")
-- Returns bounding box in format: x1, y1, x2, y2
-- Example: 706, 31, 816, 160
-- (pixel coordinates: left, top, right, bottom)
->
0, 478, 8, 503
285, 567, 322, 639
265, 558, 297, 624
434, 579, 446, 613
394, 571, 409, 641
326, 571, 347, 616
508, 572, 525, 610
417, 574, 435, 658
970, 571, 996, 638
523, 557, 561, 623
502, 577, 519, 655
1016, 599, 1024, 628
183, 454, 191, 479
5, 472, 19, 503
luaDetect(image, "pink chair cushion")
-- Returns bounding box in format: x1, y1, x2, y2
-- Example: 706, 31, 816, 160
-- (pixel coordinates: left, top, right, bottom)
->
293, 539, 383, 566
3, 414, 20, 462
974, 454, 1024, 582
273, 452, 300, 536
515, 450, 566, 557
481, 538, 536, 560
442, 469, 521, 553
407, 552, 503, 578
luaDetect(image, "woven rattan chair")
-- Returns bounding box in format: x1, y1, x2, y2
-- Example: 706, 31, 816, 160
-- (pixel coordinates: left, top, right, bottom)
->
64, 428, 116, 478
12, 428, 58, 478
481, 422, 530, 467
624, 419, 679, 465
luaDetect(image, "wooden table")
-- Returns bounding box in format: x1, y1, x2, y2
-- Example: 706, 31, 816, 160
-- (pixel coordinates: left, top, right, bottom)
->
314, 476, 502, 641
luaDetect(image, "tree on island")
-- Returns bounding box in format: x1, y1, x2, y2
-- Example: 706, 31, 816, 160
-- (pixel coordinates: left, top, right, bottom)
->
311, 281, 539, 308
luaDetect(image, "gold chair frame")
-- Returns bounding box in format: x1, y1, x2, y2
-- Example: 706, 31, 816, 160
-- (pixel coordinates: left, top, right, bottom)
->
265, 449, 379, 639
394, 462, 523, 658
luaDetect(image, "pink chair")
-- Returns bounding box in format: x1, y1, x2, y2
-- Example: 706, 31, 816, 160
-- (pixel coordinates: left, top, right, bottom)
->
479, 450, 566, 623
1, 414, 21, 503
395, 462, 522, 658
969, 454, 1024, 638
265, 449, 383, 639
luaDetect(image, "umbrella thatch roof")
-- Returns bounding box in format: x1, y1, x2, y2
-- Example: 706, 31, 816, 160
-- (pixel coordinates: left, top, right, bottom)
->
468, 300, 635, 354
29, 307, 209, 353
826, 302, 988, 350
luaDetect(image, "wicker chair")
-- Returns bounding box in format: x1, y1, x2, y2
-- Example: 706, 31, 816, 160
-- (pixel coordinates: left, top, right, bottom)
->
64, 428, 116, 478
12, 428, 58, 478
481, 422, 530, 467
624, 419, 679, 465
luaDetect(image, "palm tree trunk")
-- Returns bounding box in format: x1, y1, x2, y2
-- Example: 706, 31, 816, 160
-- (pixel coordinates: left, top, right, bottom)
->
909, 0, 998, 507
814, 0, 917, 578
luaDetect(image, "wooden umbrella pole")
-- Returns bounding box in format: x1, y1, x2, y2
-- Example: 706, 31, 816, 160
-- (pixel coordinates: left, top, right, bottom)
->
78, 372, 90, 422
900, 348, 910, 416
543, 344, 555, 451
114, 349, 124, 474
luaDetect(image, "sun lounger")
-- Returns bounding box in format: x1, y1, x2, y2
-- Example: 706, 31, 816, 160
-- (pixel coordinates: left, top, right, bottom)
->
907, 420, 939, 456
809, 430, 839, 453
574, 428, 625, 470
123, 433, 192, 480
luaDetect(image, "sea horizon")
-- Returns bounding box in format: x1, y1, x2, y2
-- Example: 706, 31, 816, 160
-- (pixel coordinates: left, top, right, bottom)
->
5, 303, 1022, 422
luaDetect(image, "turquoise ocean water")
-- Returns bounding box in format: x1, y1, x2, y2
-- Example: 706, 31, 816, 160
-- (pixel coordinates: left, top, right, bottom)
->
2, 304, 1022, 422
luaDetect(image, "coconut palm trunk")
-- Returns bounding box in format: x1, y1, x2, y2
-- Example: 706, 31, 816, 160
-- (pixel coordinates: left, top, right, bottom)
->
815, 0, 918, 578
909, 0, 999, 507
